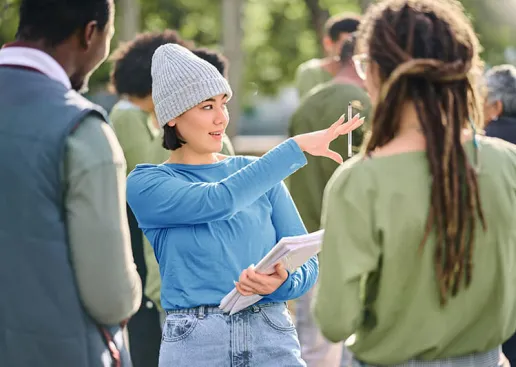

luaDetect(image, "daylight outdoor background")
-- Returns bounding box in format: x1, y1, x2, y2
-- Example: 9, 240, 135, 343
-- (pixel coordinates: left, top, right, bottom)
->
1, 0, 514, 144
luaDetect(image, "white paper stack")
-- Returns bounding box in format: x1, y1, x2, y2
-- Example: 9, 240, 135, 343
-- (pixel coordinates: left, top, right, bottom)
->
219, 230, 324, 315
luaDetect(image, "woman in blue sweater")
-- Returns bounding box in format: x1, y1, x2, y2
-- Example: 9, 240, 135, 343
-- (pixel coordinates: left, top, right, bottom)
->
126, 44, 364, 367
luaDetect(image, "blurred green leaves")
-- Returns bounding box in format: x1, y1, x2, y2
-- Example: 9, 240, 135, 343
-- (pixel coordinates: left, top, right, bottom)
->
0, 0, 514, 96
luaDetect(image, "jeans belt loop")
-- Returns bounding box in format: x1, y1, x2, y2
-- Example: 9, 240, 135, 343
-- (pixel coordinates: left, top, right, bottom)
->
197, 305, 206, 319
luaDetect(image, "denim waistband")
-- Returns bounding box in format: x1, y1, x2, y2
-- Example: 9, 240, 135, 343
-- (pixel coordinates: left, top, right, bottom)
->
165, 302, 282, 319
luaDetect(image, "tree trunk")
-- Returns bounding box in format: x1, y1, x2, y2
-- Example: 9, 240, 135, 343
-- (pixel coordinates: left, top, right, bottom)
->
222, 0, 244, 139
118, 0, 141, 42
302, 0, 330, 55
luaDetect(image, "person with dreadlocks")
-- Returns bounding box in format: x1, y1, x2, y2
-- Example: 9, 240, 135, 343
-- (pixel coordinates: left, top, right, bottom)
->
314, 0, 516, 366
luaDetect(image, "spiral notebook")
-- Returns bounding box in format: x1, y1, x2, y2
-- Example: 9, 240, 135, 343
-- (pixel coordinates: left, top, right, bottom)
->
219, 230, 324, 315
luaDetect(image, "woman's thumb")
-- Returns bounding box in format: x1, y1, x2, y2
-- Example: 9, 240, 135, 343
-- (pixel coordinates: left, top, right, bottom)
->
325, 149, 343, 164
275, 263, 289, 279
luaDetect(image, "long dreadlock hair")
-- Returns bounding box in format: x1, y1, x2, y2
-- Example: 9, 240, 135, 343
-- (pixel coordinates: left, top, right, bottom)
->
357, 0, 487, 306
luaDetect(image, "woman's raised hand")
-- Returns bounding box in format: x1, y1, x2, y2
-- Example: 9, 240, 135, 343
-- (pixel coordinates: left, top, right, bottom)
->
292, 113, 365, 164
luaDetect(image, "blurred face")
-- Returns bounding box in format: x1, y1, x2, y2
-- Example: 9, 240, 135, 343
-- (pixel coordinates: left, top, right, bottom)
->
132, 95, 155, 114
71, 1, 115, 92
353, 53, 380, 104
483, 97, 503, 126
168, 94, 229, 155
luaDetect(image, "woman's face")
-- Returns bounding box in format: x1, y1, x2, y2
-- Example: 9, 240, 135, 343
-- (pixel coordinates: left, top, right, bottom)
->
168, 93, 229, 155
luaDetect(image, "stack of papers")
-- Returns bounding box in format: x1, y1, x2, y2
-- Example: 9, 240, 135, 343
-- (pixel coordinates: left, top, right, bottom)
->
219, 230, 324, 315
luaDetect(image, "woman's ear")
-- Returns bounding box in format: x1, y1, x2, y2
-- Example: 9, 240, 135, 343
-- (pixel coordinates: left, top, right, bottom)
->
493, 100, 504, 118
167, 120, 176, 128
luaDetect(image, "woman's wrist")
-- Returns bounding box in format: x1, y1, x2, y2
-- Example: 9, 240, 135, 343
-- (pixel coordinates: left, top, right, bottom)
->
291, 136, 306, 152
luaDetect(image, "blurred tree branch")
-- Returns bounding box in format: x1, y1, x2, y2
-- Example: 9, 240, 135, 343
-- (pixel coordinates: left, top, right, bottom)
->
302, 0, 330, 54
118, 0, 140, 42
222, 0, 244, 138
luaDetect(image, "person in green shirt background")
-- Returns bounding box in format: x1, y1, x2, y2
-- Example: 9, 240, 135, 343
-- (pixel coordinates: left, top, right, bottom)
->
294, 13, 361, 99
315, 0, 516, 366
289, 34, 370, 367
109, 29, 235, 367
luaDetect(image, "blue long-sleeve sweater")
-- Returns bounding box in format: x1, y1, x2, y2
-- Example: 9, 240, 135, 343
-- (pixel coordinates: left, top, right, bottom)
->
126, 139, 319, 310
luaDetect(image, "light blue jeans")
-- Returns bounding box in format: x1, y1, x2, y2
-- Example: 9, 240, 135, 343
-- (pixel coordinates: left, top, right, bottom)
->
159, 302, 306, 367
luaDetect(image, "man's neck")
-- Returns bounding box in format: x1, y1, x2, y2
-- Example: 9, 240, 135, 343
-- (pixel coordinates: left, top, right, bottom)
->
333, 66, 363, 87
127, 96, 160, 130
319, 57, 340, 76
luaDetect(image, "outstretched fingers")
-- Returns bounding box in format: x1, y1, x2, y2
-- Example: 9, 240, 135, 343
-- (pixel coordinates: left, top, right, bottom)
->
327, 114, 346, 136
336, 116, 365, 136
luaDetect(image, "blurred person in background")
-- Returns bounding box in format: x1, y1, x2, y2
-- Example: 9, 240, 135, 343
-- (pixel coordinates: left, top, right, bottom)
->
0, 0, 141, 366
110, 30, 235, 367
127, 43, 364, 366
289, 33, 371, 367
483, 64, 516, 144
294, 13, 361, 99
315, 0, 516, 366
110, 30, 190, 367
483, 64, 516, 365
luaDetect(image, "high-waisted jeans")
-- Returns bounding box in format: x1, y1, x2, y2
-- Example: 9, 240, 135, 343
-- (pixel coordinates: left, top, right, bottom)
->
159, 302, 306, 367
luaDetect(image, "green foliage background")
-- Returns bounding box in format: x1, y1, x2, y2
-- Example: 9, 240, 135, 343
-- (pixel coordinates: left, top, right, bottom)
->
0, 0, 514, 97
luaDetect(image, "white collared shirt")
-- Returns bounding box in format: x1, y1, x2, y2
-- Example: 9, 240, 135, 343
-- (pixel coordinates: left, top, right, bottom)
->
0, 46, 71, 89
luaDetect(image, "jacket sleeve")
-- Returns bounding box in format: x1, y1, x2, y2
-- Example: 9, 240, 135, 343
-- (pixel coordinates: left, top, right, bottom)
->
64, 115, 142, 325
313, 161, 380, 343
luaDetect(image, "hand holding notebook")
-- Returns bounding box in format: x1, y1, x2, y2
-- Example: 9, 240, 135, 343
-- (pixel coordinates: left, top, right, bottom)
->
235, 263, 289, 297
219, 230, 324, 315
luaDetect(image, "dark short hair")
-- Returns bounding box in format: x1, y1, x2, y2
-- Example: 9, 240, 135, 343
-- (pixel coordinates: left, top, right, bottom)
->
192, 48, 229, 78
339, 33, 357, 64
325, 13, 361, 42
162, 48, 229, 151
17, 0, 111, 47
162, 125, 186, 151
110, 30, 191, 98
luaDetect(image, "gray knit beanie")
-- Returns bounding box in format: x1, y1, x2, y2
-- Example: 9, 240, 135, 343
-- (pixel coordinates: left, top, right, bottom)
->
151, 43, 233, 128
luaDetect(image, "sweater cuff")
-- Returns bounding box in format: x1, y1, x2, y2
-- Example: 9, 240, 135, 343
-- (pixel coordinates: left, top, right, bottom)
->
283, 138, 307, 172
267, 271, 294, 301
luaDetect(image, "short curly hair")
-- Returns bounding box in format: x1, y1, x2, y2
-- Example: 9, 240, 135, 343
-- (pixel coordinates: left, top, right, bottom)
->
192, 48, 229, 78
109, 29, 192, 98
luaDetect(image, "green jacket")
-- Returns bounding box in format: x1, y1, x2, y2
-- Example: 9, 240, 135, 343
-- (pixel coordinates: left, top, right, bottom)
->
294, 58, 333, 98
288, 81, 371, 233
